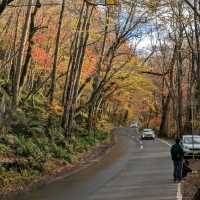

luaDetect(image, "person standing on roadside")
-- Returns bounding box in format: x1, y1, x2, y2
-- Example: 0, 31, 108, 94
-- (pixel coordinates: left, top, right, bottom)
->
170, 138, 184, 182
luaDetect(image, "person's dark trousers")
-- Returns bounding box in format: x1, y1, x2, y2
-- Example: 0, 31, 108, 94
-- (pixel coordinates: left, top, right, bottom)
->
173, 160, 183, 181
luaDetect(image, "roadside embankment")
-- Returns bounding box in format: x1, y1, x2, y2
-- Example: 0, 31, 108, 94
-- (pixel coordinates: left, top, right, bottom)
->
0, 128, 115, 200
182, 160, 200, 200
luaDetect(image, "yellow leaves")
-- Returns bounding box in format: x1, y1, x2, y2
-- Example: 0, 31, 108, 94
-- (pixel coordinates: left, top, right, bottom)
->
71, 13, 101, 37
49, 102, 63, 116
149, 117, 161, 128
145, 0, 160, 12
57, 56, 70, 73
106, 0, 119, 5
113, 71, 157, 93
82, 49, 97, 80
91, 0, 119, 6
107, 64, 159, 120
71, 18, 79, 33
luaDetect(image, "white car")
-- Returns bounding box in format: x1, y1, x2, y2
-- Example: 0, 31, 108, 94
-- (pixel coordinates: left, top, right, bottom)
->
141, 128, 155, 140
130, 122, 139, 128
181, 135, 200, 157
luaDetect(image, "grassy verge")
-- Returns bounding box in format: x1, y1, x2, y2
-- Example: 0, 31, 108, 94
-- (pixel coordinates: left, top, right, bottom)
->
0, 127, 112, 194
0, 98, 114, 194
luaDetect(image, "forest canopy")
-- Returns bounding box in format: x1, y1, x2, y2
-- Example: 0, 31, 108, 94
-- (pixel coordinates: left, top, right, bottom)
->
0, 0, 200, 193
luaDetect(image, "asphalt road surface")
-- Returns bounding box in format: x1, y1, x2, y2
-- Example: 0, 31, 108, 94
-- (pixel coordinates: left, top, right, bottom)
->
13, 128, 177, 200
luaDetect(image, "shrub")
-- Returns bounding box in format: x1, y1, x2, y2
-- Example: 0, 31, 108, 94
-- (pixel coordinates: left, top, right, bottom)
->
34, 138, 50, 154
49, 127, 65, 143
74, 137, 89, 153
16, 138, 44, 161
0, 134, 18, 147
0, 144, 12, 156
50, 143, 73, 163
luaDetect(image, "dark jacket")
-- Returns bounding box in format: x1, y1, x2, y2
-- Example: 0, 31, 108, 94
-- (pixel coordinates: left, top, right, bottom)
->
170, 143, 184, 161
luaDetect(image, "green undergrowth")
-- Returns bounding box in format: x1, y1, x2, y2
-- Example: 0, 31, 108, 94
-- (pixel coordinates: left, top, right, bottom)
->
0, 98, 113, 193
0, 128, 111, 193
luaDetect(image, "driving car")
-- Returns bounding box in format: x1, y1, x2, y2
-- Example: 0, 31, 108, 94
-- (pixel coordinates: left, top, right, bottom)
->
130, 122, 139, 128
141, 128, 155, 140
181, 135, 200, 158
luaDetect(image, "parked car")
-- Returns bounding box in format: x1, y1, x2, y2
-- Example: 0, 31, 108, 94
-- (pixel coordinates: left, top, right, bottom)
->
181, 135, 200, 158
141, 128, 155, 140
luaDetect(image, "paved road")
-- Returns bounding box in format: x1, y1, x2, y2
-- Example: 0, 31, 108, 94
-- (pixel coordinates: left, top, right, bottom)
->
13, 128, 177, 200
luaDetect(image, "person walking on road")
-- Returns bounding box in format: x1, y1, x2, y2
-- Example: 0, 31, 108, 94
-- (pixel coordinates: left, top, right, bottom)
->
170, 138, 184, 182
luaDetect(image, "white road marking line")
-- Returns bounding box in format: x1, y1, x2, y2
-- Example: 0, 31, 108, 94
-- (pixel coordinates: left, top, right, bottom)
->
139, 140, 144, 149
158, 138, 172, 147
177, 183, 182, 200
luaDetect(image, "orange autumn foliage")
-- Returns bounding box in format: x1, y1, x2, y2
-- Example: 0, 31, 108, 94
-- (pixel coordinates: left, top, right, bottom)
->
49, 102, 64, 116
33, 34, 48, 44
82, 49, 97, 79
32, 47, 52, 69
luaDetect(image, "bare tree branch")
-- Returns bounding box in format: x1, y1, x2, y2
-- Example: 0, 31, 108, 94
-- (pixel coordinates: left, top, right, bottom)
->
183, 0, 200, 18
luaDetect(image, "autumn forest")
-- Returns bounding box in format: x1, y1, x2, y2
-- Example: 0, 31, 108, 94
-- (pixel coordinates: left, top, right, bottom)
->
0, 0, 200, 194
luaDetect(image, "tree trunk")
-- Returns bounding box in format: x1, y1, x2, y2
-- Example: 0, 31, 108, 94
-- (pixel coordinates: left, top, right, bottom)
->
159, 94, 170, 137
49, 0, 65, 104
176, 1, 184, 137
12, 0, 33, 109
20, 0, 41, 89
62, 2, 94, 137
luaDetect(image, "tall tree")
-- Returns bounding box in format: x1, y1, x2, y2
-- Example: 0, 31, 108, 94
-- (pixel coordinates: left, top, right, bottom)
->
12, 0, 33, 109
62, 0, 94, 137
49, 0, 65, 105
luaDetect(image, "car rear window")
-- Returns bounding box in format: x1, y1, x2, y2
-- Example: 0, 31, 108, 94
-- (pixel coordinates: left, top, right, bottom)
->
144, 129, 152, 132
183, 136, 200, 144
